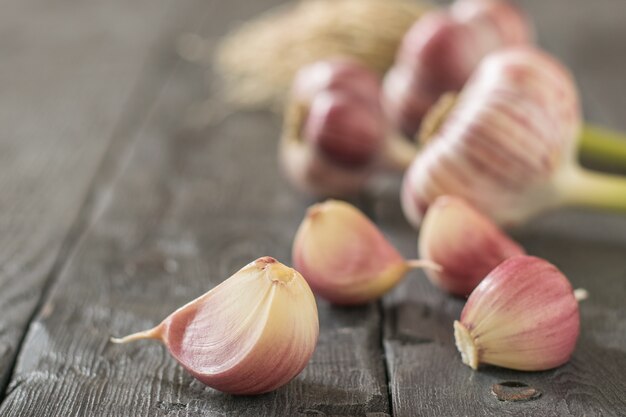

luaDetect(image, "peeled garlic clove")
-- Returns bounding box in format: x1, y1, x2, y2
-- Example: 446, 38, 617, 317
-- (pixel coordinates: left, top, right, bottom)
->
303, 91, 386, 167
293, 200, 437, 304
419, 196, 524, 296
384, 0, 532, 137
111, 257, 319, 395
454, 255, 580, 371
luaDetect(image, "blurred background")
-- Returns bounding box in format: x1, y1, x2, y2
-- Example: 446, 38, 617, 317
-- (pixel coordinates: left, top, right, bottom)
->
1, 0, 625, 416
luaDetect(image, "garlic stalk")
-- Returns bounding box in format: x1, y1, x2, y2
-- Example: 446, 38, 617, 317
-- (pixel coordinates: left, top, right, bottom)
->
419, 195, 524, 296
401, 46, 626, 227
454, 255, 580, 371
579, 124, 626, 168
292, 200, 439, 305
111, 257, 319, 395
383, 0, 532, 138
280, 58, 418, 197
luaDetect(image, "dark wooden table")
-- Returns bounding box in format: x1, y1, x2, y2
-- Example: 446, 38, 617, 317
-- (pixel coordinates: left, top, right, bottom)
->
1, 0, 625, 415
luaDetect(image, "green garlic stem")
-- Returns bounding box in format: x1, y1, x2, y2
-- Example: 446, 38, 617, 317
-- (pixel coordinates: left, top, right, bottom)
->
578, 123, 626, 168
557, 165, 626, 212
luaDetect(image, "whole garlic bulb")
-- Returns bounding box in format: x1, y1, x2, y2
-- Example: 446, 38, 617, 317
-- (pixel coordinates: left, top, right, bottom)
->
281, 58, 418, 197
419, 195, 524, 296
454, 255, 580, 371
111, 257, 319, 395
402, 46, 626, 227
293, 200, 438, 304
384, 0, 532, 137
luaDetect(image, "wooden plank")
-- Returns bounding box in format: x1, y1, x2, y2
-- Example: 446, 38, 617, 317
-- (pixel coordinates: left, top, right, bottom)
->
0, 0, 391, 415
0, 0, 218, 396
379, 1, 626, 415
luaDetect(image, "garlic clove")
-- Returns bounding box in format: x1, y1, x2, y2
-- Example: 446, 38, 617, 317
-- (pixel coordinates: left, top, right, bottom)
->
384, 12, 469, 138
293, 200, 437, 304
451, 0, 532, 47
303, 91, 386, 167
419, 195, 524, 296
280, 101, 375, 197
454, 255, 580, 371
281, 58, 418, 197
292, 58, 382, 110
111, 257, 319, 395
384, 0, 532, 138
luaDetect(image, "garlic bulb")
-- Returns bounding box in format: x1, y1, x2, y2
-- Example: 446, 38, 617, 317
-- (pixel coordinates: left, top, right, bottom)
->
419, 195, 524, 296
454, 255, 580, 371
401, 46, 626, 227
293, 200, 438, 304
281, 58, 418, 197
111, 257, 319, 395
384, 0, 532, 137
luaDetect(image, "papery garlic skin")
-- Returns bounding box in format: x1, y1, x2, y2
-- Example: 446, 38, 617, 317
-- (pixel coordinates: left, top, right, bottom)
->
384, 0, 532, 137
112, 257, 319, 395
454, 255, 580, 371
419, 196, 524, 296
401, 46, 581, 227
293, 200, 409, 305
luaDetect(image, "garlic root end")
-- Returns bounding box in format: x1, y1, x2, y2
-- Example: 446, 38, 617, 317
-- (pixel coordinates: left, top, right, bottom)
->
110, 326, 162, 344
574, 288, 589, 302
454, 320, 479, 370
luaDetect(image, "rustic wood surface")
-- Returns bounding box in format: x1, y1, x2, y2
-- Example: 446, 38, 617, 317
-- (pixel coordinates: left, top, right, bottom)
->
0, 0, 218, 396
0, 0, 625, 416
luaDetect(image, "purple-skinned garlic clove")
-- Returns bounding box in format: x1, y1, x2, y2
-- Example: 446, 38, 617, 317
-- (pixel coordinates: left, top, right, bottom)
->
303, 91, 386, 167
292, 200, 438, 305
281, 58, 418, 197
111, 257, 319, 395
454, 255, 580, 371
383, 0, 532, 137
419, 195, 524, 296
291, 57, 383, 109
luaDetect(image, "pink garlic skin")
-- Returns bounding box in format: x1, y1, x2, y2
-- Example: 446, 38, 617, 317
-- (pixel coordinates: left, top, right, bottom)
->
419, 195, 524, 296
292, 58, 382, 108
281, 58, 388, 196
401, 46, 581, 227
293, 200, 408, 305
458, 255, 580, 371
303, 91, 386, 167
384, 0, 532, 137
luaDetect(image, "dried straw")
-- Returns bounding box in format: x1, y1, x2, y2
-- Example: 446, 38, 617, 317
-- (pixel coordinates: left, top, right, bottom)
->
213, 0, 429, 110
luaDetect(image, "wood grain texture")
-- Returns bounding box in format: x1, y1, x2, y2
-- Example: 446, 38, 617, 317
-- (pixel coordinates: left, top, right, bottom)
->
379, 1, 626, 416
0, 0, 390, 415
0, 0, 214, 396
